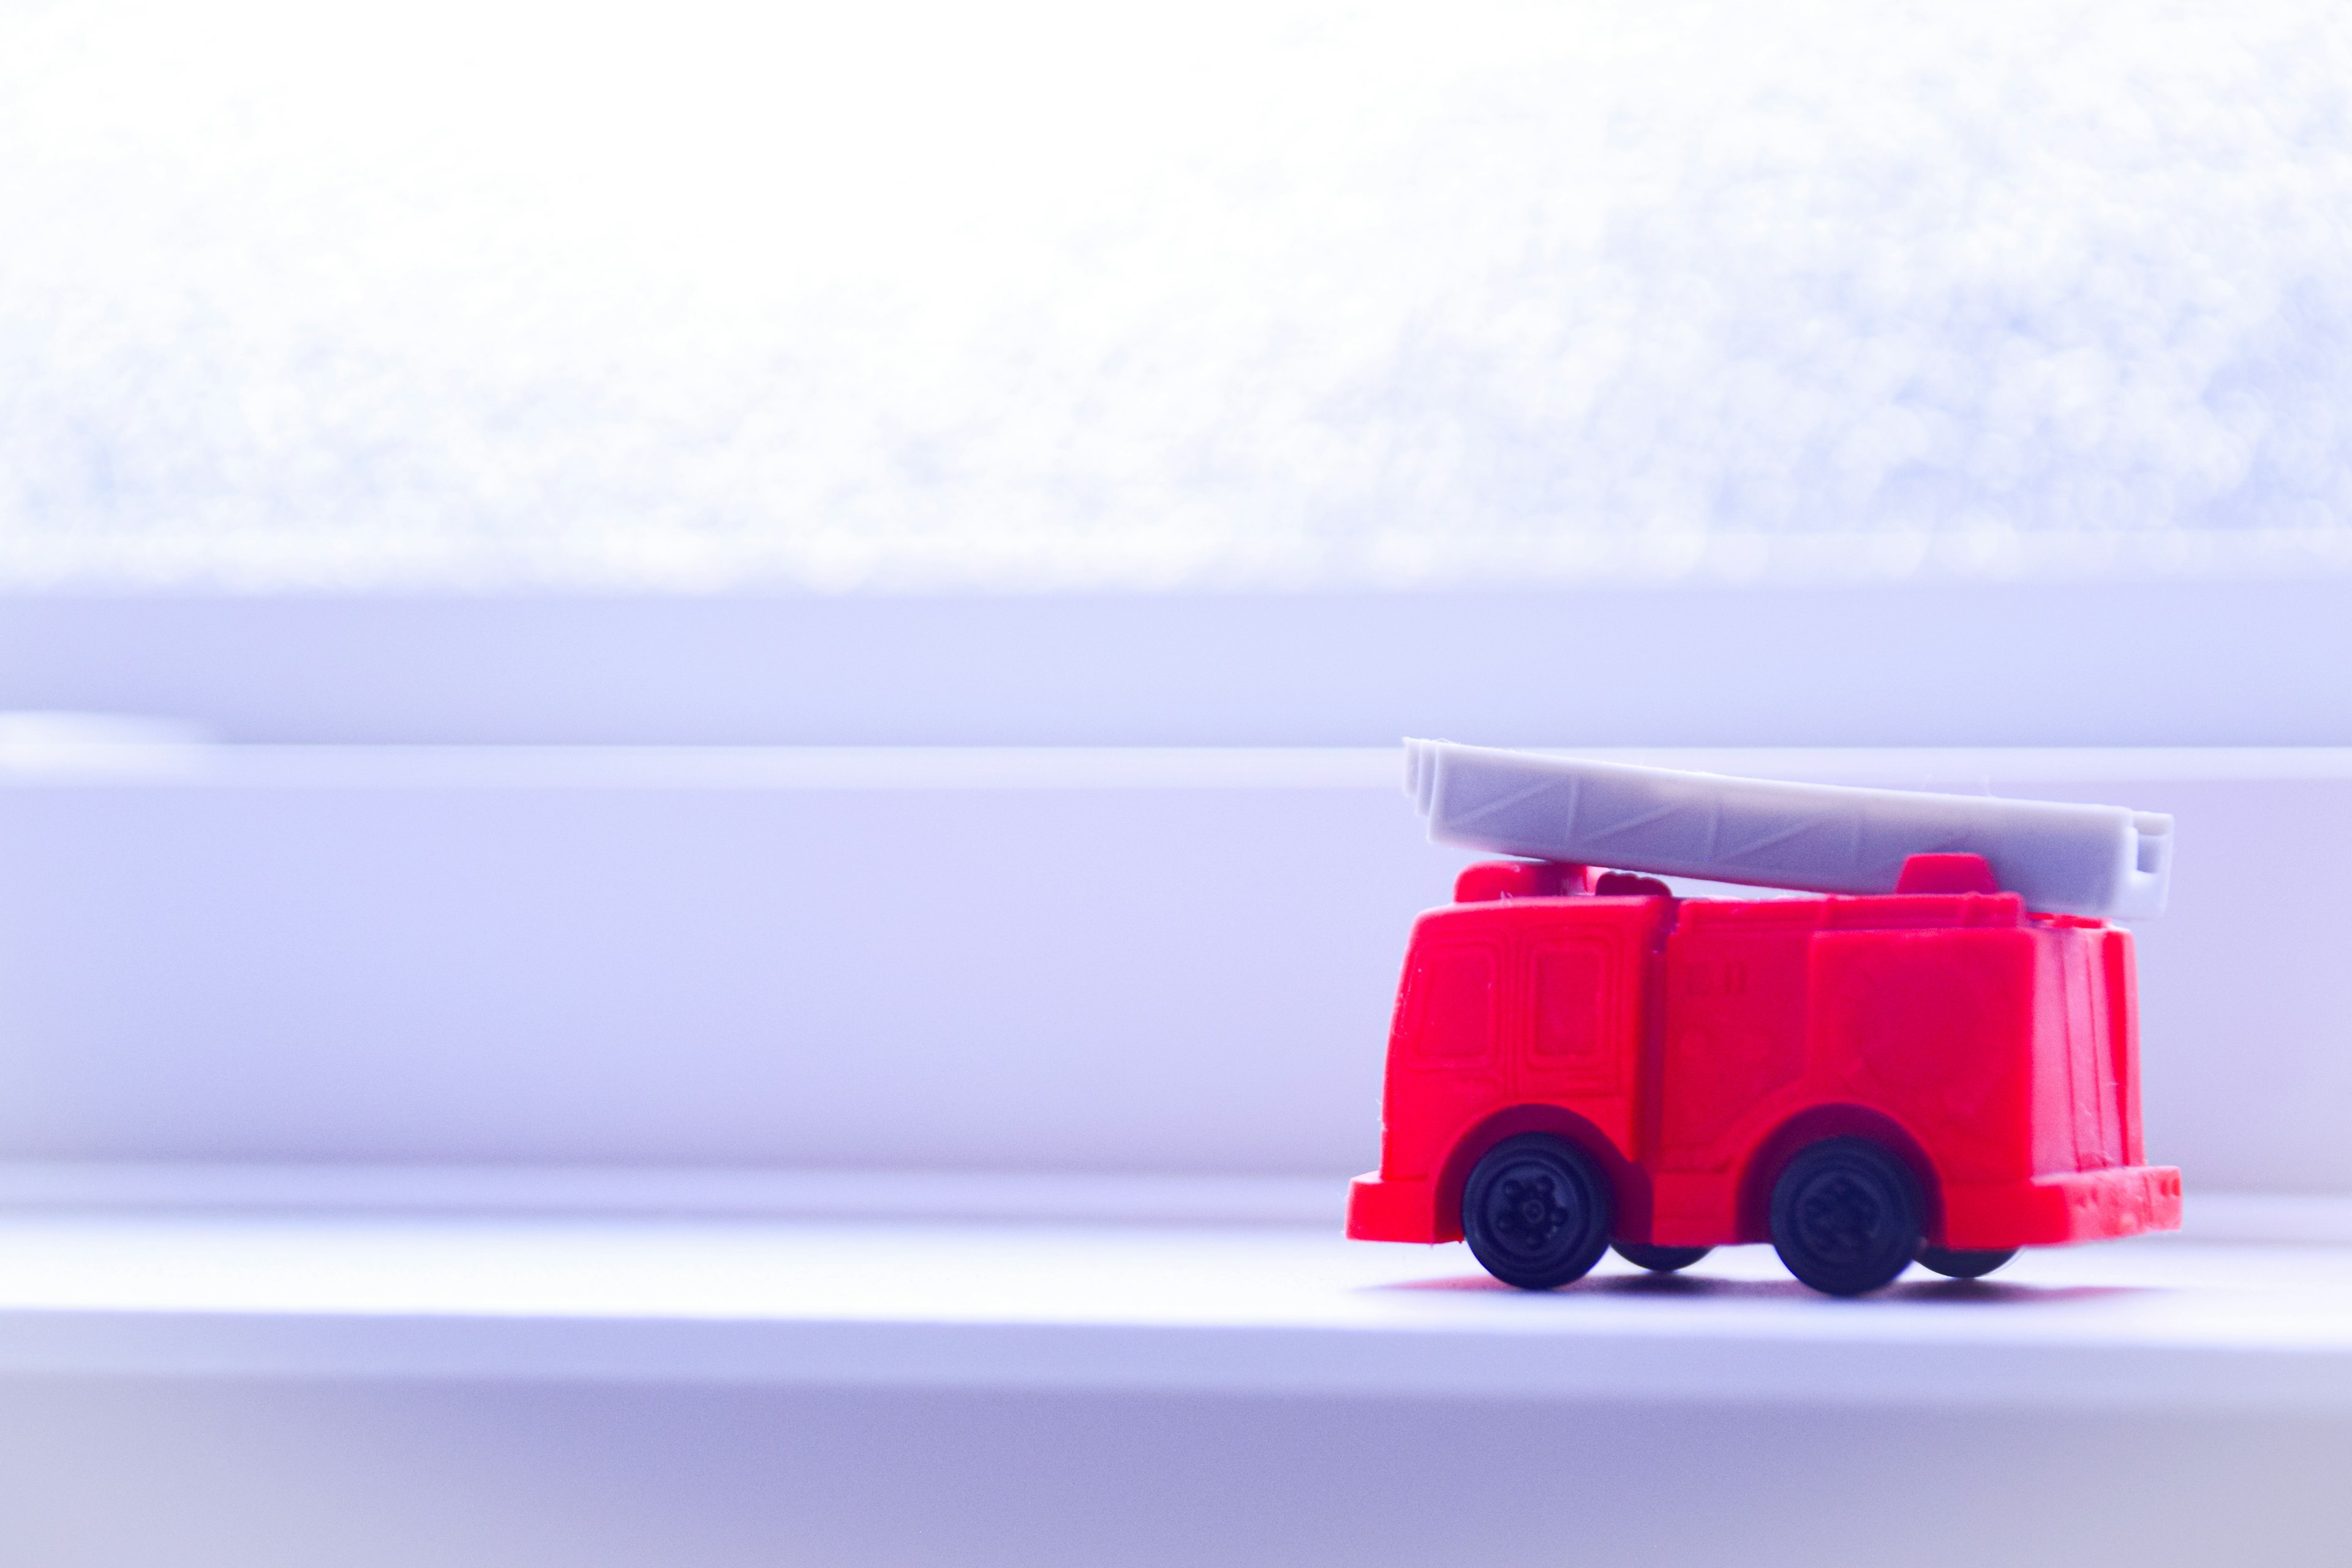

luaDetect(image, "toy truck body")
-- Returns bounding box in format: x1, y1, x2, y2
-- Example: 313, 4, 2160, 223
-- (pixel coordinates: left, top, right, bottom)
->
1347, 742, 2183, 1294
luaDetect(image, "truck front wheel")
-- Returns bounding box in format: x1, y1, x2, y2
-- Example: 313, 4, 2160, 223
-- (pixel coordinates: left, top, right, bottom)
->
1769, 1137, 1923, 1296
1461, 1134, 1613, 1290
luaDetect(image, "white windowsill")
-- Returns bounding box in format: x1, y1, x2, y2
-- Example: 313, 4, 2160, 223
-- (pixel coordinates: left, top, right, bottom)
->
2, 1183, 2349, 1415
0, 1162, 2342, 1242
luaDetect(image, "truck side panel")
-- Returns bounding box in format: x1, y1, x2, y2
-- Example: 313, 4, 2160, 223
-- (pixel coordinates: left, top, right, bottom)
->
1810, 927, 2039, 1188
1653, 902, 1819, 1170
1651, 899, 2041, 1246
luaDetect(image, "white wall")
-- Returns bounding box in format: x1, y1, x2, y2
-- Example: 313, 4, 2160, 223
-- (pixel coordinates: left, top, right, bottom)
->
5, 581, 2351, 746
0, 742, 2340, 1192
4, 585, 2344, 1190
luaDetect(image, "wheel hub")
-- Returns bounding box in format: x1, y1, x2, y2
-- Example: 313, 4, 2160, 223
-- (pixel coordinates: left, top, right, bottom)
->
1494, 1174, 1568, 1250
1798, 1172, 1886, 1262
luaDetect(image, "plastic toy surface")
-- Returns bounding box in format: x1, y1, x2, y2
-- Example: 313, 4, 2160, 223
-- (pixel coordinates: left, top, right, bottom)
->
1348, 742, 2183, 1295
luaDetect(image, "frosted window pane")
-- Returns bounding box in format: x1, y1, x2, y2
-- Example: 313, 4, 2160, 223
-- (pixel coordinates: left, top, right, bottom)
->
1, 1, 2347, 591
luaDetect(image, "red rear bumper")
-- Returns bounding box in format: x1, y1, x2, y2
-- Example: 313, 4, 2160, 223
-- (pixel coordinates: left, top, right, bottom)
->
1942, 1164, 2182, 1249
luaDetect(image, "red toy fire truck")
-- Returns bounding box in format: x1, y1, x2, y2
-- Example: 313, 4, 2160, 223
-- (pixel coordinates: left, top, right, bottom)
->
1347, 742, 2182, 1295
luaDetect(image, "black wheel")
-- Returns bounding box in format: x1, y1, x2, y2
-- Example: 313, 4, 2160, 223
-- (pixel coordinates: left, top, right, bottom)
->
1461, 1134, 1613, 1290
1611, 1241, 1713, 1273
1768, 1137, 1923, 1296
1916, 1245, 2018, 1280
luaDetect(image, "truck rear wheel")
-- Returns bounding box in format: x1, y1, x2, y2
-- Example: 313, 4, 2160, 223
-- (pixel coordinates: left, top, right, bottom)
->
1611, 1242, 1713, 1273
1916, 1245, 2019, 1280
1461, 1134, 1612, 1290
1769, 1137, 1922, 1296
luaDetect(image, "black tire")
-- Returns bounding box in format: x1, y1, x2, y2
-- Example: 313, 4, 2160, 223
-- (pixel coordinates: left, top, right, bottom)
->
1916, 1245, 2019, 1280
1461, 1134, 1613, 1290
1611, 1241, 1713, 1273
1768, 1137, 1923, 1296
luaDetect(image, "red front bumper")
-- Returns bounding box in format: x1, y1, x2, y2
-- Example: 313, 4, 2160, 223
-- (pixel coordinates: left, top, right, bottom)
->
1346, 1172, 1448, 1243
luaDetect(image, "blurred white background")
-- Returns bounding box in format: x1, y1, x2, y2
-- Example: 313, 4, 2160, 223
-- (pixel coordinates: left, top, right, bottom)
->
3, 0, 2349, 592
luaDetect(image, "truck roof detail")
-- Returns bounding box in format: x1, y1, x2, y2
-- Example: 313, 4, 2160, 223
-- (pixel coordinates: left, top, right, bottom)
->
1351, 742, 2182, 1295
